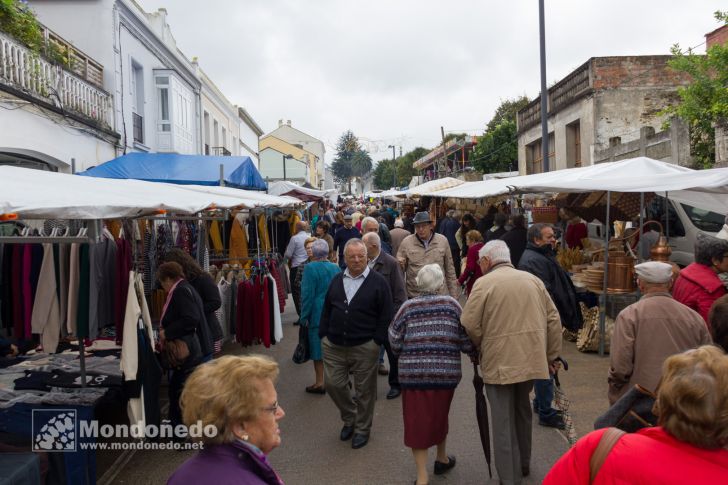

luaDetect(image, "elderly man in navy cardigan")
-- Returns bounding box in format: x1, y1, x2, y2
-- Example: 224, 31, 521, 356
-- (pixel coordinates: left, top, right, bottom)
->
320, 238, 394, 450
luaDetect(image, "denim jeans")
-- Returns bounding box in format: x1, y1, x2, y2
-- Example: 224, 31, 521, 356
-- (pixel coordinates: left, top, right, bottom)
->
533, 376, 558, 420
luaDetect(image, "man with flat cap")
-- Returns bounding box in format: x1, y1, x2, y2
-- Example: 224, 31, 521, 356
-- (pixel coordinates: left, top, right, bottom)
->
397, 211, 459, 299
608, 261, 712, 404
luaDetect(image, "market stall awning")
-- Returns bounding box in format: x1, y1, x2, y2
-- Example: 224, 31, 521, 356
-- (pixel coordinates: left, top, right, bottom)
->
417, 158, 728, 200
78, 152, 268, 191
267, 180, 337, 203
405, 177, 466, 197
0, 166, 291, 219
175, 184, 302, 208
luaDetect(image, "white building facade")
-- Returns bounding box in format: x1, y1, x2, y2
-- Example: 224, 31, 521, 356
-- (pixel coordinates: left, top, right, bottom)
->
263, 120, 325, 188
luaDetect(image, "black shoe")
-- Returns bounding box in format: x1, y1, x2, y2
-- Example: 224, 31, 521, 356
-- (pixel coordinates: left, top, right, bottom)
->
434, 455, 456, 475
351, 433, 369, 449
539, 415, 566, 429
305, 385, 325, 394
293, 320, 300, 326
522, 466, 530, 477
386, 388, 401, 400
339, 425, 354, 441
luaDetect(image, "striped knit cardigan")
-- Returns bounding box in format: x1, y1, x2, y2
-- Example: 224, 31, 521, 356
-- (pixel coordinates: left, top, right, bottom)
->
389, 294, 476, 390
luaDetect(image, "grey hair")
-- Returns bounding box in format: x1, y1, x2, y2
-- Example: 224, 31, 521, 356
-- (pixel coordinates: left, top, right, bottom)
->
362, 231, 381, 249
394, 218, 404, 228
360, 216, 379, 232
311, 238, 329, 260
694, 233, 728, 266
479, 240, 511, 266
344, 238, 366, 256
416, 264, 444, 294
527, 223, 552, 243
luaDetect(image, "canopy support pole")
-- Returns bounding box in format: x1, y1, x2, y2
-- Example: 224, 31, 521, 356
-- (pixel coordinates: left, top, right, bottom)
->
638, 192, 645, 263
598, 191, 611, 357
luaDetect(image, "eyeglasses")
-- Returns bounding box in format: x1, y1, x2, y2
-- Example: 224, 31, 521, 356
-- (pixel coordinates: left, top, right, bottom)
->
261, 401, 281, 415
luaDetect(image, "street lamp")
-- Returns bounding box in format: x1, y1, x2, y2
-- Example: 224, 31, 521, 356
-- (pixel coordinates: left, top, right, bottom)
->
282, 153, 293, 181
387, 145, 396, 189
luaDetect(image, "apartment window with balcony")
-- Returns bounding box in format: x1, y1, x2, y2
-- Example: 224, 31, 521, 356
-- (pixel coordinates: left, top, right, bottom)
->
566, 120, 581, 168
203, 111, 211, 155
155, 76, 171, 133
131, 60, 144, 144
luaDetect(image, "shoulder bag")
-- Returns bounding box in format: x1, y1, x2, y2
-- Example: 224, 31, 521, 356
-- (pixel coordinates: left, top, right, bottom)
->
589, 427, 626, 483
292, 321, 310, 364
594, 384, 657, 432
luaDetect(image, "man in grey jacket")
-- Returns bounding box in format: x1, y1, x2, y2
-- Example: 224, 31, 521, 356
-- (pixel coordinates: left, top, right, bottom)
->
363, 232, 407, 399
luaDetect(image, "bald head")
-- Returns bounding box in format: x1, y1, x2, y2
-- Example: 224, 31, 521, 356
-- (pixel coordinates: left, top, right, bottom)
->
295, 221, 308, 233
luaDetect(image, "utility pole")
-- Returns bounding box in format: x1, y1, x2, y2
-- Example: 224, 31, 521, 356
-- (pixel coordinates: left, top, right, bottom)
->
539, 0, 550, 173
388, 144, 397, 188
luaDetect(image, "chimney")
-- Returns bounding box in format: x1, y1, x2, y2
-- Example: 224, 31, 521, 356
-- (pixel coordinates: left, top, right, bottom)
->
286, 120, 291, 126
278, 119, 284, 127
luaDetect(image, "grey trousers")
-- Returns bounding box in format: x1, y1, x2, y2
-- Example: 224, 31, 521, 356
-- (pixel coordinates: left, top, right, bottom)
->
322, 337, 380, 436
484, 381, 534, 485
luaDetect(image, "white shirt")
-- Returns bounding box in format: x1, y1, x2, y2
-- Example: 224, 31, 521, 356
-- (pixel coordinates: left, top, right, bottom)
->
284, 231, 310, 268
342, 266, 370, 303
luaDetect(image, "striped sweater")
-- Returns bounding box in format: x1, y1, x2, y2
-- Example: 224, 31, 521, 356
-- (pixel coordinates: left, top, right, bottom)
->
389, 294, 476, 390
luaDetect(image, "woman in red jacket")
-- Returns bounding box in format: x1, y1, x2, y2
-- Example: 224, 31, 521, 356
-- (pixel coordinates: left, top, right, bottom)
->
673, 234, 728, 324
543, 345, 728, 484
457, 230, 484, 297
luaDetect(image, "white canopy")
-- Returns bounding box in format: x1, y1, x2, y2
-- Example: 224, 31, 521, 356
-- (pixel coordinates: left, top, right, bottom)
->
405, 177, 466, 197
174, 184, 301, 208
419, 157, 728, 207
267, 180, 338, 203
0, 166, 297, 219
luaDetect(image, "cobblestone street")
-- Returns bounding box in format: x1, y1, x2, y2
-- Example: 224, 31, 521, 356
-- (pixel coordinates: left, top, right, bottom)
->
104, 295, 611, 485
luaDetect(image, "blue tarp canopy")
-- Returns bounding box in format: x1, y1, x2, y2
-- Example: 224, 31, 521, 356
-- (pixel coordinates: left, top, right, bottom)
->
78, 152, 268, 191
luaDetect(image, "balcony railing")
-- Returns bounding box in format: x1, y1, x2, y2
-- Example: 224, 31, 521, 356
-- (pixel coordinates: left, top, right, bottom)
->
132, 113, 143, 143
210, 146, 231, 156
0, 29, 112, 128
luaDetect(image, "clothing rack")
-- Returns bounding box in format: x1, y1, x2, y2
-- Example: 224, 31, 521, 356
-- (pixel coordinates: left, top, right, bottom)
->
0, 220, 104, 388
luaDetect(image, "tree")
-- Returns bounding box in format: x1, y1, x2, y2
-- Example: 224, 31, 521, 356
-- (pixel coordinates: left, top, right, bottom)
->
373, 147, 429, 190
471, 96, 530, 174
662, 11, 728, 168
331, 130, 372, 193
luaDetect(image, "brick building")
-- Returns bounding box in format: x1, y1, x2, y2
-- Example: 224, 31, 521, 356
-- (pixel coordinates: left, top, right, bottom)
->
516, 56, 693, 174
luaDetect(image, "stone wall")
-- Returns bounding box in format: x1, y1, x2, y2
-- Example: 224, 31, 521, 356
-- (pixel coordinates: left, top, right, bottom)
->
593, 118, 692, 167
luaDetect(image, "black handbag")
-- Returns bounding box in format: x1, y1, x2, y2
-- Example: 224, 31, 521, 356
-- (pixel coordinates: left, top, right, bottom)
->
594, 384, 657, 433
292, 323, 310, 364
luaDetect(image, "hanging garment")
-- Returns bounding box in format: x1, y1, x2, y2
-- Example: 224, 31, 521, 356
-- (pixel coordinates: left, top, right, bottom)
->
121, 272, 154, 382
89, 238, 116, 339
30, 244, 61, 353
115, 236, 132, 340
143, 225, 157, 295
66, 243, 80, 335
10, 245, 23, 338
76, 244, 91, 339
268, 259, 286, 313
255, 276, 271, 348
257, 215, 271, 254
267, 274, 283, 343
57, 243, 70, 335
1, 245, 13, 332
216, 279, 231, 343
229, 274, 238, 340
229, 214, 249, 264
209, 221, 224, 256
289, 211, 301, 237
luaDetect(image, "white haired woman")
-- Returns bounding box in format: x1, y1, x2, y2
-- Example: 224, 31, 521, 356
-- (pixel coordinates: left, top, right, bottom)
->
389, 264, 477, 485
300, 238, 341, 393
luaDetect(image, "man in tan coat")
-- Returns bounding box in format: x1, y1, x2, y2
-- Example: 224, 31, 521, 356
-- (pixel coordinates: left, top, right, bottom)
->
461, 240, 562, 485
608, 261, 712, 404
397, 211, 458, 299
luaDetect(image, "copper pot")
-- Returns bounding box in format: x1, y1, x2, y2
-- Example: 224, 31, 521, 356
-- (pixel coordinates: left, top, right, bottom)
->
607, 256, 635, 293
650, 236, 672, 262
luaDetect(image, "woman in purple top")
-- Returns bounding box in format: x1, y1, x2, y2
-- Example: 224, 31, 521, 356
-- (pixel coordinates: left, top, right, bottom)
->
168, 355, 286, 485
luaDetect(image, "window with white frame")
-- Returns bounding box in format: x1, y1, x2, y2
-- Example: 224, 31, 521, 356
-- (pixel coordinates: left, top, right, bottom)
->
155, 75, 171, 132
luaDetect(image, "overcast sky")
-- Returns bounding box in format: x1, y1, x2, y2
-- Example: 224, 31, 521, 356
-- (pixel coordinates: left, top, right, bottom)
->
138, 0, 721, 163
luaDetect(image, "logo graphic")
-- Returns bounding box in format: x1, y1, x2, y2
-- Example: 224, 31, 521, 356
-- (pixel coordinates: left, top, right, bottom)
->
32, 409, 77, 452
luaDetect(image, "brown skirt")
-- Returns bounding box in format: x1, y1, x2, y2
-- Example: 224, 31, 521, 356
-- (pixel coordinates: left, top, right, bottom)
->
402, 388, 455, 449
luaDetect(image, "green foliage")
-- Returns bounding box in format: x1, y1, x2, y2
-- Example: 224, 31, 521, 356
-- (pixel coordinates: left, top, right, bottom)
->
662, 11, 728, 168
373, 147, 428, 190
472, 120, 518, 173
331, 130, 372, 192
0, 0, 71, 67
471, 96, 530, 174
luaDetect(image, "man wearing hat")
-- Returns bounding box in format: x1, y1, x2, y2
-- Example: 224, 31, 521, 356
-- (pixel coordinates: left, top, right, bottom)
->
397, 211, 459, 299
333, 214, 361, 269
608, 261, 712, 404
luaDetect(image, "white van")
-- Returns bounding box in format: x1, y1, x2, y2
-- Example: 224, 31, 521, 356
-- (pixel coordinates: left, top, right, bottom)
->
647, 195, 723, 266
